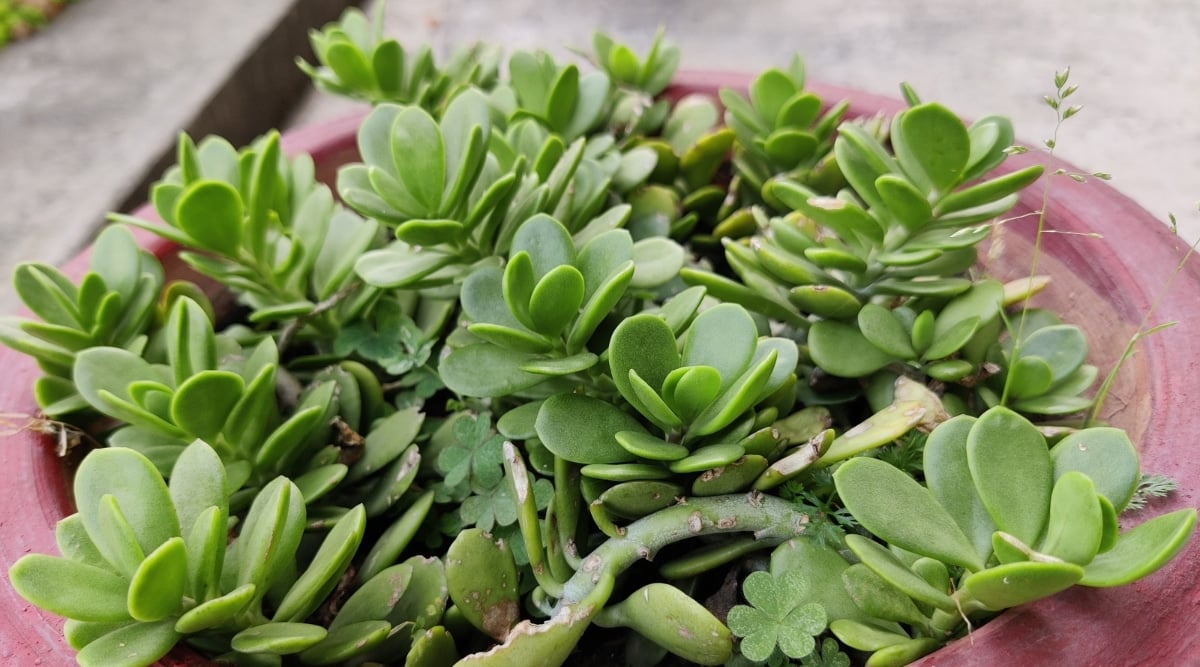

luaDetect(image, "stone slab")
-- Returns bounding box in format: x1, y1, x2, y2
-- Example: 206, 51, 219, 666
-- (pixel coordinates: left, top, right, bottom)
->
0, 0, 353, 311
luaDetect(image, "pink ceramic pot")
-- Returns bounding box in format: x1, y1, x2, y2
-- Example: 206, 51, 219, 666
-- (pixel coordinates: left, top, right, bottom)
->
1, 73, 1196, 666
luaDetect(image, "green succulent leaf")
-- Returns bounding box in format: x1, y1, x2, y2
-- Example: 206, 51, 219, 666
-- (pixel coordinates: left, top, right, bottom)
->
9, 555, 132, 622
1080, 508, 1197, 587
76, 619, 180, 667
963, 560, 1083, 611
967, 407, 1053, 546
923, 416, 994, 562
1050, 427, 1140, 511
536, 393, 644, 464
835, 457, 985, 571
127, 537, 188, 622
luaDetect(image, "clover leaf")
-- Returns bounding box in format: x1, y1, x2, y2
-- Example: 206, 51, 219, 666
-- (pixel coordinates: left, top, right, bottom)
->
333, 298, 433, 376
435, 412, 505, 492
728, 570, 827, 662
799, 638, 851, 667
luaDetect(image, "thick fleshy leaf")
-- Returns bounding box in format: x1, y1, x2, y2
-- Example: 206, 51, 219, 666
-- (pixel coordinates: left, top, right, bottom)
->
923, 416, 993, 561
963, 561, 1083, 611
843, 535, 956, 613
808, 320, 895, 377
446, 528, 520, 641
536, 394, 643, 464
76, 448, 181, 568
836, 458, 983, 571
174, 180, 243, 255
391, 107, 445, 213
299, 620, 392, 665
76, 619, 179, 667
128, 537, 188, 621
967, 407, 1052, 546
1050, 427, 1140, 511
440, 343, 544, 397
818, 401, 926, 465
892, 103, 970, 193
1080, 509, 1197, 587
231, 622, 328, 655
1039, 472, 1103, 565
9, 555, 131, 622
841, 564, 927, 626
597, 583, 732, 665
169, 372, 244, 442
609, 313, 681, 409
857, 304, 916, 359
1016, 325, 1087, 384
237, 478, 306, 601
175, 584, 256, 633
630, 237, 684, 288
510, 214, 576, 279
600, 480, 684, 518
682, 304, 756, 391
626, 369, 683, 431
529, 265, 585, 336
502, 251, 537, 329
688, 350, 777, 438
274, 505, 366, 622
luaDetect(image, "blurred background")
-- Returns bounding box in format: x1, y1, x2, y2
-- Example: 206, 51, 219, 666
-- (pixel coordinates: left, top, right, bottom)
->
1, 0, 1197, 311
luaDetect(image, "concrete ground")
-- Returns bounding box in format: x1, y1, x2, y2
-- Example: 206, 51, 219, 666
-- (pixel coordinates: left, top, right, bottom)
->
3, 0, 1198, 311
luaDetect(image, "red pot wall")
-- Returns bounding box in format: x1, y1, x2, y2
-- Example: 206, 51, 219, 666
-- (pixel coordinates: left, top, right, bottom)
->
1, 73, 1196, 666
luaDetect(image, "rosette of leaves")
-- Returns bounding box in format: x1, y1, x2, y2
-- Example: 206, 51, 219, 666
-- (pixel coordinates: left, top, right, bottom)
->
7, 441, 375, 667
812, 407, 1196, 663
112, 131, 380, 334
440, 213, 683, 398
531, 301, 800, 507
499, 49, 611, 143
298, 5, 500, 107
0, 226, 162, 415
720, 56, 850, 198
70, 296, 342, 488
698, 99, 1044, 333
623, 94, 738, 246
589, 30, 680, 135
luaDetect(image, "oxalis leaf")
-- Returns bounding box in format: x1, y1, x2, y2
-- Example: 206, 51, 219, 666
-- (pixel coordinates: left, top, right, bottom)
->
727, 570, 827, 662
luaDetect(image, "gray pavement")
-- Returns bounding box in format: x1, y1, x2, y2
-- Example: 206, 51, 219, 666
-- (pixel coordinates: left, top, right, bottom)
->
3, 0, 1199, 315
0, 0, 352, 311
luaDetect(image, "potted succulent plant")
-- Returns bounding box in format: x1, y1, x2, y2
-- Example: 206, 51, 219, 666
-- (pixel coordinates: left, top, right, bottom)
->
1, 7, 1196, 667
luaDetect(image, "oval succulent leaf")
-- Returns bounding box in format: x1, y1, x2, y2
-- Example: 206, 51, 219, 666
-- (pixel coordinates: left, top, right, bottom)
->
1038, 472, 1103, 565
835, 458, 985, 572
892, 102, 971, 194
682, 304, 757, 392
1079, 508, 1197, 587
963, 561, 1083, 611
274, 505, 367, 622
76, 620, 179, 667
1050, 427, 1140, 511
536, 393, 644, 464
528, 265, 585, 336
609, 313, 681, 409
9, 554, 132, 622
966, 407, 1053, 546
76, 448, 181, 568
923, 416, 994, 561
127, 537, 188, 622
445, 528, 520, 641
174, 180, 244, 256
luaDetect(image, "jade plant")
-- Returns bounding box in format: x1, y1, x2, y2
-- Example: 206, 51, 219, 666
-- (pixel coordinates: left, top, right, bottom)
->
3, 6, 1194, 667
